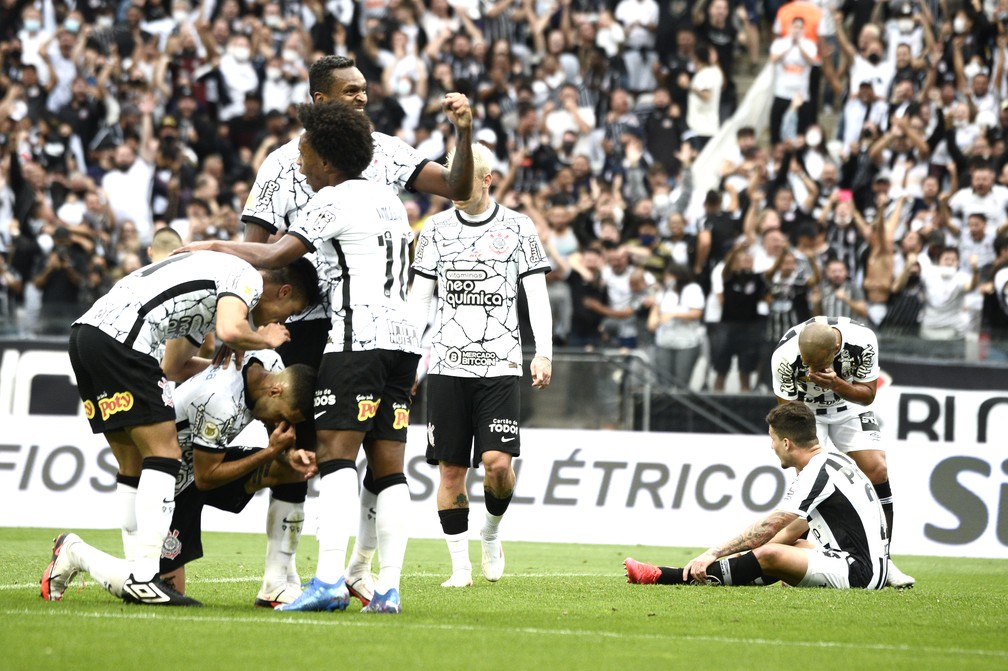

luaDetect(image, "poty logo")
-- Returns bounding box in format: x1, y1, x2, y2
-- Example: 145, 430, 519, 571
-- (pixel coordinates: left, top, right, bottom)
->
98, 391, 135, 421
357, 396, 380, 422
392, 404, 410, 430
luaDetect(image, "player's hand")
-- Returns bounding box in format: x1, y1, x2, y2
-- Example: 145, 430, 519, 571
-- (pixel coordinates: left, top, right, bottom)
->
442, 92, 472, 131
284, 447, 317, 479
258, 323, 291, 348
683, 550, 718, 583
808, 367, 838, 391
171, 240, 215, 256
530, 356, 552, 389
267, 420, 296, 453
210, 342, 235, 368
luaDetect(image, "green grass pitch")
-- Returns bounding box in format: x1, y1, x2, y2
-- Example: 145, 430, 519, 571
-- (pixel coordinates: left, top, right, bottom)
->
2, 528, 1006, 670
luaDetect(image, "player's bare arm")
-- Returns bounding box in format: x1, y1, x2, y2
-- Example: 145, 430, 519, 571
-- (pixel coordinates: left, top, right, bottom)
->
192, 421, 302, 491
173, 236, 310, 270
807, 370, 878, 405
413, 93, 474, 200
216, 296, 291, 351
683, 510, 798, 582
161, 337, 209, 383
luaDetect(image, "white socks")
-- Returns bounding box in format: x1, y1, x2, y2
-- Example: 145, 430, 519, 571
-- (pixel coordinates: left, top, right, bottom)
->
71, 539, 129, 598
482, 511, 504, 541
346, 485, 378, 578
445, 532, 471, 574
374, 483, 409, 594
117, 479, 138, 562
133, 467, 176, 580
315, 468, 358, 584
262, 497, 304, 590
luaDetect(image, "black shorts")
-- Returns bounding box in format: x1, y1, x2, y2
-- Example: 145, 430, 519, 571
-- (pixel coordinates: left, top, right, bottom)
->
160, 446, 259, 573
314, 349, 420, 442
69, 325, 176, 434
425, 375, 521, 468
275, 318, 330, 451
276, 318, 329, 370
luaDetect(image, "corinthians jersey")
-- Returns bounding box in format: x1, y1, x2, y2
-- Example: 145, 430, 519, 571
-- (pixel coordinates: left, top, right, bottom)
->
74, 251, 263, 359
771, 316, 879, 413
287, 179, 420, 354
413, 201, 551, 378
779, 449, 889, 588
172, 350, 283, 495
241, 131, 427, 322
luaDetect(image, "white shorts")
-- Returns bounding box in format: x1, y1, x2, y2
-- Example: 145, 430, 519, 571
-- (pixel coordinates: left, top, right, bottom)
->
815, 410, 883, 453
796, 548, 853, 588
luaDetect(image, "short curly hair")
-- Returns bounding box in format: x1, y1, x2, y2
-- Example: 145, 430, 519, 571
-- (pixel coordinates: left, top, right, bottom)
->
308, 55, 356, 98
296, 101, 373, 179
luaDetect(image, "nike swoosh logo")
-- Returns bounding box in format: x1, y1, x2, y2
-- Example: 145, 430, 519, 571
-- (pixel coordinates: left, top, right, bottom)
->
314, 411, 326, 419
501, 437, 516, 443
162, 498, 173, 504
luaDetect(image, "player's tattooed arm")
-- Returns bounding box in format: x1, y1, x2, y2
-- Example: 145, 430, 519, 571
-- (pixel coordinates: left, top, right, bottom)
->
712, 511, 799, 557
683, 511, 798, 582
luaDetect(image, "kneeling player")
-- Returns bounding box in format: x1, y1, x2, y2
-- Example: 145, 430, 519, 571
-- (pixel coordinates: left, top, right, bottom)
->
41, 351, 316, 605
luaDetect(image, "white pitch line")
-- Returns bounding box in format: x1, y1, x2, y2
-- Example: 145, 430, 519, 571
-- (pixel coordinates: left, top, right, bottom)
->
4, 607, 1007, 660
0, 572, 609, 591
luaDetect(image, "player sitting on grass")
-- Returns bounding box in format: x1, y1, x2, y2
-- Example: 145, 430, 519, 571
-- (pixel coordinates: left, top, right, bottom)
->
626, 402, 890, 589
41, 351, 316, 606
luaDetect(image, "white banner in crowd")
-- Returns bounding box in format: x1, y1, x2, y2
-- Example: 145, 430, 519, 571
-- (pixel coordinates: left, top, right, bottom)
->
2, 391, 1006, 558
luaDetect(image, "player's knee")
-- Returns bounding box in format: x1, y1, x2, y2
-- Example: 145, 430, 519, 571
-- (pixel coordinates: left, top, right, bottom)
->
481, 452, 513, 480
439, 463, 467, 490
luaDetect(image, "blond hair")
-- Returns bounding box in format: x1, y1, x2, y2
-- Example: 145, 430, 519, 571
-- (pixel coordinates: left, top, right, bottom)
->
446, 142, 495, 182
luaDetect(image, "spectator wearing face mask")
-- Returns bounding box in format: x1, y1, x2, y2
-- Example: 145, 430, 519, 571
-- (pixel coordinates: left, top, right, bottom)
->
914, 247, 980, 354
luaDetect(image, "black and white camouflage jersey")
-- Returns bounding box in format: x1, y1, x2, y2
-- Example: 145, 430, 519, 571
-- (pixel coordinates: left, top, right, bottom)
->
412, 201, 551, 378
771, 316, 880, 412
287, 178, 420, 354
779, 449, 889, 588
240, 131, 427, 322
74, 251, 263, 359
172, 350, 283, 495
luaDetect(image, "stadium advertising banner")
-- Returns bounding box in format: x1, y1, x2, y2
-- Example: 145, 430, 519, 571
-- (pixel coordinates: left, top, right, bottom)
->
2, 390, 1006, 559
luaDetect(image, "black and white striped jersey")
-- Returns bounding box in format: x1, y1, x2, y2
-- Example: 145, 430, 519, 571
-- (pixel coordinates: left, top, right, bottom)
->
287, 179, 419, 354
172, 350, 283, 495
779, 449, 890, 588
771, 316, 879, 412
240, 130, 427, 322
412, 201, 551, 377
74, 251, 263, 359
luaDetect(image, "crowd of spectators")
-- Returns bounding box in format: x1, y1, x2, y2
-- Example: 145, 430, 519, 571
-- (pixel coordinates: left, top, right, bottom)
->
1, 0, 1008, 391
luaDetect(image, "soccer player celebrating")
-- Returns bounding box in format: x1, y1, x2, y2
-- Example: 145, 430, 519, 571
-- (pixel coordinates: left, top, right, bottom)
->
176, 100, 421, 614
408, 143, 553, 587
769, 316, 914, 588
61, 252, 318, 605
239, 55, 473, 608
625, 402, 889, 589
42, 351, 317, 605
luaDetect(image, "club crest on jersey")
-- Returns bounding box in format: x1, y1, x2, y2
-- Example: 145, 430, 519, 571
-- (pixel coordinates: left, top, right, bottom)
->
357, 395, 380, 422
161, 529, 182, 560
97, 391, 134, 421
159, 378, 174, 408
489, 232, 510, 254
392, 403, 410, 430
83, 399, 95, 420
